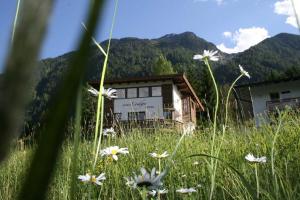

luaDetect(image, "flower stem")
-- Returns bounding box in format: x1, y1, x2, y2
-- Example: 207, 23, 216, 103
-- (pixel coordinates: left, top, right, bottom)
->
11, 0, 21, 44
290, 0, 300, 34
224, 74, 243, 130
255, 164, 260, 199
93, 98, 104, 169
91, 0, 119, 168
158, 158, 161, 174
204, 58, 219, 200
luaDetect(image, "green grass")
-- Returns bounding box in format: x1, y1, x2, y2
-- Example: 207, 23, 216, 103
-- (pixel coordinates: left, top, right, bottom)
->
1, 113, 300, 199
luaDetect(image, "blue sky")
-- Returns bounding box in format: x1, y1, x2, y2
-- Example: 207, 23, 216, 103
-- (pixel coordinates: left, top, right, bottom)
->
0, 0, 299, 71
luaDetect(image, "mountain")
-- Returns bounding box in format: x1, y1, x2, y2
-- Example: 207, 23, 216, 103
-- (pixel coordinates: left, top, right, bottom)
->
27, 32, 300, 123
39, 32, 300, 82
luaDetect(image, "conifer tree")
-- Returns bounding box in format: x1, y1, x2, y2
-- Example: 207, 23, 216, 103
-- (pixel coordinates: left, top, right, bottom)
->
152, 55, 176, 75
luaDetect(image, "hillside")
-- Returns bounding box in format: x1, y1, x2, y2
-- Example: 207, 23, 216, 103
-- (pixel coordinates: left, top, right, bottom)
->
215, 33, 300, 83
38, 32, 300, 82
28, 32, 300, 123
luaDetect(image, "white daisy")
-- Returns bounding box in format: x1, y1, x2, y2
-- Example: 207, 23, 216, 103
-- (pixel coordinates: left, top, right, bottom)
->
124, 177, 135, 187
193, 50, 219, 62
100, 146, 129, 161
88, 87, 99, 97
126, 167, 166, 190
78, 173, 106, 186
193, 161, 199, 165
102, 88, 117, 100
103, 127, 116, 137
176, 187, 197, 194
87, 87, 117, 99
239, 64, 251, 79
148, 189, 168, 197
149, 151, 169, 159
245, 153, 267, 163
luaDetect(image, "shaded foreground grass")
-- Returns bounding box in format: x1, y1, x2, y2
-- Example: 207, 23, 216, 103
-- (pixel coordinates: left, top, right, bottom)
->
1, 114, 300, 199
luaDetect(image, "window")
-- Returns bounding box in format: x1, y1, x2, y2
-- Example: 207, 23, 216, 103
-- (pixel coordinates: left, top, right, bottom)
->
128, 112, 146, 121
270, 92, 280, 101
128, 112, 137, 121
116, 89, 125, 98
114, 113, 122, 121
127, 88, 137, 98
281, 91, 290, 94
152, 86, 162, 96
139, 87, 149, 97
164, 111, 172, 120
138, 112, 146, 121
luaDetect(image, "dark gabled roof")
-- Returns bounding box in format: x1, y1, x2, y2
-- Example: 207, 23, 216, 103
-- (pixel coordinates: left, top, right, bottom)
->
235, 75, 300, 88
89, 74, 204, 111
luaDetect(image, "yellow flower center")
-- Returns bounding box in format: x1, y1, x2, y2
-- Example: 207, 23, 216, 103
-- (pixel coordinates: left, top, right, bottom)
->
111, 149, 118, 155
91, 176, 96, 183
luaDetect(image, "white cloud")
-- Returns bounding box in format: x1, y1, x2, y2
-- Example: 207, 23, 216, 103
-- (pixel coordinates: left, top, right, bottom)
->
223, 31, 232, 38
217, 27, 270, 54
274, 0, 300, 28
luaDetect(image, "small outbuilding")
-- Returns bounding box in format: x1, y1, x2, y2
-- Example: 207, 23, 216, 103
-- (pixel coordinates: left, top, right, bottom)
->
235, 76, 300, 126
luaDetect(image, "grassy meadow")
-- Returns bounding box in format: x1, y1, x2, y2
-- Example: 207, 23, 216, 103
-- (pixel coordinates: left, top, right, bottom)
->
1, 1, 300, 199
1, 112, 300, 200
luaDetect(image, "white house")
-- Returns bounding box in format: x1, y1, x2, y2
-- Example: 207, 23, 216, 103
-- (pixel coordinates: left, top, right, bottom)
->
89, 74, 204, 130
235, 76, 300, 126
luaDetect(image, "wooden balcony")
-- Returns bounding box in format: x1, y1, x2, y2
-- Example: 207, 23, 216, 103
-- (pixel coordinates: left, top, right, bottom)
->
266, 97, 300, 111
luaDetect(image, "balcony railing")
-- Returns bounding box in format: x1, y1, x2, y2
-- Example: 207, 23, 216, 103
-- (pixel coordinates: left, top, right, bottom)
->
266, 97, 300, 111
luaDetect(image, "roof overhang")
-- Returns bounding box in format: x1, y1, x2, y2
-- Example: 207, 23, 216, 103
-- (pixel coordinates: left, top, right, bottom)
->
235, 75, 300, 88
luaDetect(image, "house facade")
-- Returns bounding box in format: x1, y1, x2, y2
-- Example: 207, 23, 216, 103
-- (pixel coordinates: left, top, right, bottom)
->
235, 76, 300, 126
89, 74, 204, 130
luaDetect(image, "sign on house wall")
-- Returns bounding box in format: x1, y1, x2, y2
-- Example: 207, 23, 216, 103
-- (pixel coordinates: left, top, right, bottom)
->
114, 97, 164, 120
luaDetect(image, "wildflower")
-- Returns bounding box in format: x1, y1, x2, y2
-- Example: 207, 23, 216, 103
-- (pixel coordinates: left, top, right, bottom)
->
102, 88, 117, 100
124, 177, 135, 187
78, 173, 106, 186
193, 50, 219, 62
88, 87, 99, 96
239, 64, 251, 79
149, 151, 169, 159
193, 161, 199, 165
87, 87, 117, 99
245, 153, 266, 163
176, 187, 197, 194
126, 167, 166, 190
183, 122, 196, 135
148, 189, 168, 197
100, 146, 129, 161
103, 127, 116, 137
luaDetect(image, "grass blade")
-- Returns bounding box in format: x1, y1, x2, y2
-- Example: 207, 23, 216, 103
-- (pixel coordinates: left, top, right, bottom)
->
17, 1, 106, 199
188, 153, 259, 200
0, 0, 54, 163
69, 85, 82, 199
